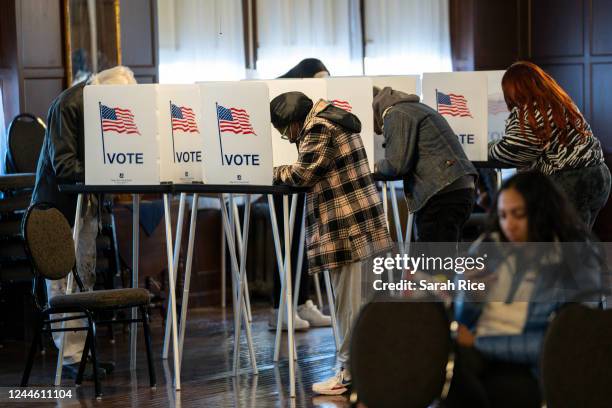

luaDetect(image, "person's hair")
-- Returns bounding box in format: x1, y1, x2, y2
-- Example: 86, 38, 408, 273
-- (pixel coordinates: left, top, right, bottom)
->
89, 65, 137, 85
486, 171, 588, 242
278, 58, 329, 79
501, 61, 590, 145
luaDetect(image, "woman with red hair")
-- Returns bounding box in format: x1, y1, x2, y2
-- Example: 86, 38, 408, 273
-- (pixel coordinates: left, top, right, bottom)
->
489, 61, 610, 230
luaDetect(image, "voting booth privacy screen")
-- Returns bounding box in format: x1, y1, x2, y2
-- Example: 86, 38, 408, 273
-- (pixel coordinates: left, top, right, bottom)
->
158, 85, 205, 184
371, 75, 420, 96
265, 79, 327, 167
325, 77, 375, 171
422, 72, 488, 161
370, 75, 420, 161
83, 74, 496, 187
84, 84, 160, 185
199, 82, 273, 185
265, 78, 376, 171
485, 70, 509, 143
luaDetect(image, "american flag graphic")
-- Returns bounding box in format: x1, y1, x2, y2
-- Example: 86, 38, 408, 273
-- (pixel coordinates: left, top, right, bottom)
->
171, 103, 199, 133
436, 91, 473, 118
331, 99, 353, 112
216, 105, 256, 135
488, 98, 509, 115
100, 104, 140, 134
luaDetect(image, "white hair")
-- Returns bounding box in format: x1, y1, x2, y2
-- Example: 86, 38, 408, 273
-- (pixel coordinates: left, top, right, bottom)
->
89, 66, 137, 85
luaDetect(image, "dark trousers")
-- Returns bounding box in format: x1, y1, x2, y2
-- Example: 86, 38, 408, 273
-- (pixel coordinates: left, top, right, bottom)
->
272, 193, 309, 308
445, 346, 541, 408
549, 163, 611, 230
414, 188, 475, 243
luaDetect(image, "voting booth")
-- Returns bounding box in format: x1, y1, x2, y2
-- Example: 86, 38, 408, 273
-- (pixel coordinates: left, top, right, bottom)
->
264, 79, 327, 167
422, 72, 488, 161
325, 77, 375, 171
371, 75, 420, 96
484, 70, 510, 143
84, 84, 160, 185
265, 78, 376, 170
199, 81, 273, 185
370, 75, 420, 161
158, 85, 205, 184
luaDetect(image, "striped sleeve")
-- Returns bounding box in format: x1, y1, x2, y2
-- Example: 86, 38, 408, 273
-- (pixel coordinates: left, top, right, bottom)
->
489, 108, 545, 166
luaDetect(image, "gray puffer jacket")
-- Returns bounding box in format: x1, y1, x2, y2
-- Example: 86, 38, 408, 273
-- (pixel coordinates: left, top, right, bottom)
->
373, 87, 477, 213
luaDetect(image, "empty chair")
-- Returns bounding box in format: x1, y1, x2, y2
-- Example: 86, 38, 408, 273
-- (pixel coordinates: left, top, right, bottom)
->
20, 203, 156, 399
350, 300, 453, 408
541, 303, 612, 408
6, 113, 45, 174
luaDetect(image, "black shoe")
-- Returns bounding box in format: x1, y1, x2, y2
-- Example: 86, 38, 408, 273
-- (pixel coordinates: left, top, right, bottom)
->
62, 362, 107, 381
92, 359, 115, 375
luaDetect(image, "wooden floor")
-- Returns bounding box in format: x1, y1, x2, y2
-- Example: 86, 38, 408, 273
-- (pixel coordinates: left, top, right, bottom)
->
0, 304, 349, 407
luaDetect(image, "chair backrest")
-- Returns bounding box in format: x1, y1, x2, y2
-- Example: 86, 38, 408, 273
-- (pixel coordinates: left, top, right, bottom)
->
350, 300, 452, 408
6, 113, 46, 174
541, 303, 612, 408
22, 203, 75, 280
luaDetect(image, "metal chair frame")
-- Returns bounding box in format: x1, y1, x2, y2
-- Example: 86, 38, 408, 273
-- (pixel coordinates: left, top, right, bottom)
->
20, 203, 156, 399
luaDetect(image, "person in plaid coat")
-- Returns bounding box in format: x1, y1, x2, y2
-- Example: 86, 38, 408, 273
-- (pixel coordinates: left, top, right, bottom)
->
271, 91, 392, 395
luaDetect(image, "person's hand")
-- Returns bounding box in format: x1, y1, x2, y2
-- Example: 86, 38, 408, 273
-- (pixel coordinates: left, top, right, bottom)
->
456, 324, 475, 347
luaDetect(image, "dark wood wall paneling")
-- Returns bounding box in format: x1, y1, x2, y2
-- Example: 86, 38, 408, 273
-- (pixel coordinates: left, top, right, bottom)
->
450, 0, 528, 72
0, 0, 159, 126
120, 0, 159, 84
529, 0, 612, 239
17, 0, 66, 122
0, 0, 65, 124
0, 0, 19, 126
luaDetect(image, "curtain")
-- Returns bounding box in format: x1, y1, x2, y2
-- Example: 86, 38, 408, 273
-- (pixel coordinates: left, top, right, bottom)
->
364, 0, 452, 75
157, 0, 246, 83
256, 0, 363, 78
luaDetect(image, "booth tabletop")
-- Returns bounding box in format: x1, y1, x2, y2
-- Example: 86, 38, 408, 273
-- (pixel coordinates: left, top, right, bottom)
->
172, 183, 308, 195
59, 183, 308, 195
0, 173, 36, 190
59, 184, 172, 194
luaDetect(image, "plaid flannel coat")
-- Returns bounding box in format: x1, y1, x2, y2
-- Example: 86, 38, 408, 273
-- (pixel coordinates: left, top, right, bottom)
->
274, 100, 392, 275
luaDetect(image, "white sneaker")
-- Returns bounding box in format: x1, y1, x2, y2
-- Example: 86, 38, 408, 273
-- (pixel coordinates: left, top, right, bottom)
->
298, 300, 332, 327
312, 369, 351, 395
268, 308, 310, 331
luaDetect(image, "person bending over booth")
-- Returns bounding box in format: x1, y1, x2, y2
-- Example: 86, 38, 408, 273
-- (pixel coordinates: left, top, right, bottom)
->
490, 61, 610, 230
31, 66, 137, 379
278, 58, 330, 79
372, 87, 477, 243
446, 172, 605, 408
270, 92, 392, 395
270, 58, 332, 331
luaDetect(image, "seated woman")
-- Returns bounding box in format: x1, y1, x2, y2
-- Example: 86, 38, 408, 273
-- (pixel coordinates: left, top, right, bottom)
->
445, 171, 606, 408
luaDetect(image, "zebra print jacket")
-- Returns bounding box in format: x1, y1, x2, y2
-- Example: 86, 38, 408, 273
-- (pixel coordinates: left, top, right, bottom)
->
489, 105, 604, 175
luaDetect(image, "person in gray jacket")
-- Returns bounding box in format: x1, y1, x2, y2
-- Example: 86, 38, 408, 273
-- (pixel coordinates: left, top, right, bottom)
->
373, 87, 477, 242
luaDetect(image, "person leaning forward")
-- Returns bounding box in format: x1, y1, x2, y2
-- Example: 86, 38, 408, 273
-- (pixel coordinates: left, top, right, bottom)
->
270, 91, 392, 396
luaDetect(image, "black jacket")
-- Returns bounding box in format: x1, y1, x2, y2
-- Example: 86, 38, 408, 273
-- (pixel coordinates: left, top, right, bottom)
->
32, 81, 86, 225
